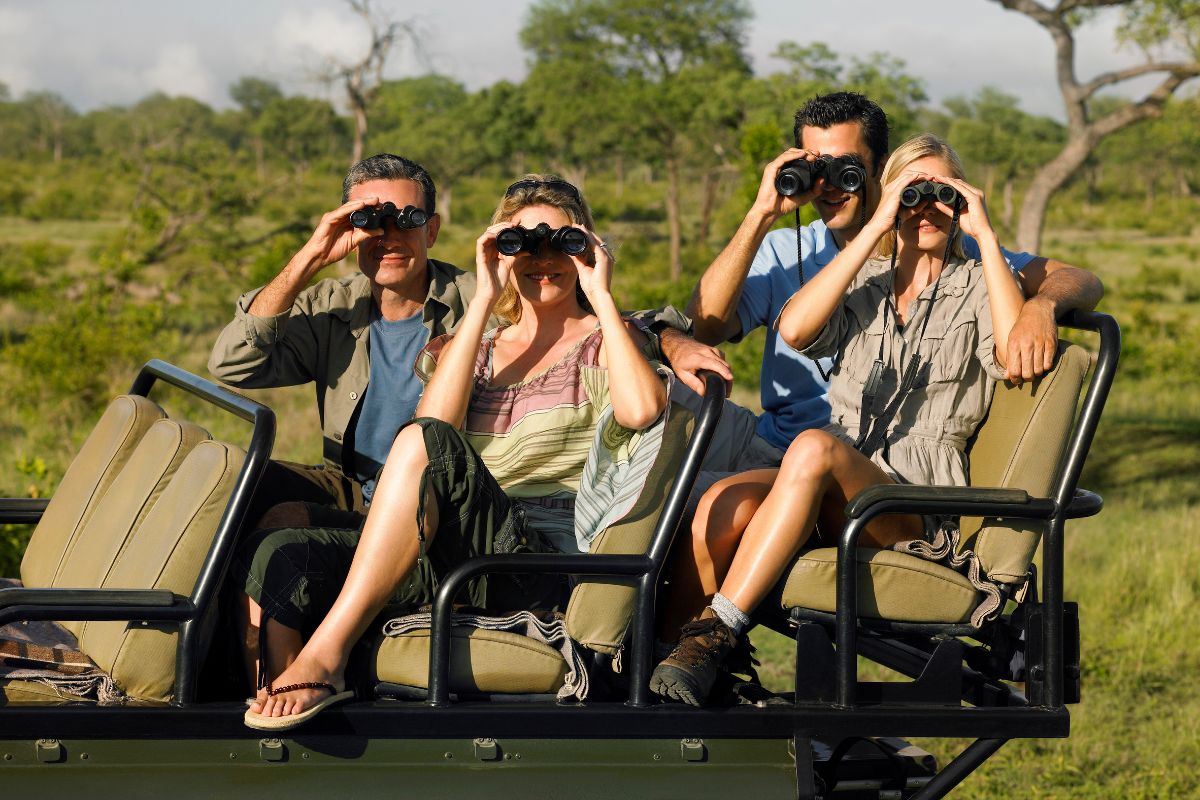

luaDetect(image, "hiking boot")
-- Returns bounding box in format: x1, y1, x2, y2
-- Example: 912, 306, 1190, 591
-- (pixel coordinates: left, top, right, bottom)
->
650, 614, 738, 707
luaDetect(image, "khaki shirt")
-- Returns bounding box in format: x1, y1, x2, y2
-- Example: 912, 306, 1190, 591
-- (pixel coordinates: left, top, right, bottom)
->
208, 259, 473, 476
796, 256, 1016, 486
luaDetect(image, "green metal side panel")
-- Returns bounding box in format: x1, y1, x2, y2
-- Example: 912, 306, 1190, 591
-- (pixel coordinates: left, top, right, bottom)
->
0, 737, 798, 798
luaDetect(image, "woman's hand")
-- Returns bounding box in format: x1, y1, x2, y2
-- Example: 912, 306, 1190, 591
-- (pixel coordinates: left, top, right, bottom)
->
474, 223, 514, 306
938, 177, 996, 243
574, 228, 614, 306
864, 170, 920, 240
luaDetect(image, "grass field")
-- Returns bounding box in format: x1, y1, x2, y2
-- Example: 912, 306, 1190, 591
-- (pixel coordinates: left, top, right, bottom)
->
2, 208, 1198, 796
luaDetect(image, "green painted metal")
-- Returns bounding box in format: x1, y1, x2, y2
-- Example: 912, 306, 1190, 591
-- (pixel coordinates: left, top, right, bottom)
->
0, 737, 798, 798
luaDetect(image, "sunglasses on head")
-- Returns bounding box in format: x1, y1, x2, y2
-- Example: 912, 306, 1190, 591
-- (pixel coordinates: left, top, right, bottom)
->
504, 179, 582, 202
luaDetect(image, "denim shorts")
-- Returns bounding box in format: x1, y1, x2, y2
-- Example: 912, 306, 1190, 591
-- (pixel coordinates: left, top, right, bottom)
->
233, 418, 567, 633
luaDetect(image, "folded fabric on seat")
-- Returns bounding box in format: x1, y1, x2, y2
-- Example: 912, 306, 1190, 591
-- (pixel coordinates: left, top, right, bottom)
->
0, 578, 126, 704
382, 608, 589, 701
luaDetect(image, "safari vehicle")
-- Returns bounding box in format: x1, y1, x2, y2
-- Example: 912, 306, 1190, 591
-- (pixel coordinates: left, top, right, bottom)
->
0, 310, 1118, 799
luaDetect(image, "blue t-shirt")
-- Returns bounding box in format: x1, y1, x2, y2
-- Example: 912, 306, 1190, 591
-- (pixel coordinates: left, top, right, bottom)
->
353, 309, 429, 502
736, 219, 1035, 451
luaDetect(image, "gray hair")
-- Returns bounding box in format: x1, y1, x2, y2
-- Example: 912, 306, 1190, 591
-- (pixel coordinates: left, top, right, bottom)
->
341, 153, 436, 215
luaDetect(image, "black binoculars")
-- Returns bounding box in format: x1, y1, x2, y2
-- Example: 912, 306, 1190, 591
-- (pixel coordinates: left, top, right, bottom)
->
900, 181, 961, 209
349, 202, 429, 230
775, 154, 867, 197
496, 223, 589, 257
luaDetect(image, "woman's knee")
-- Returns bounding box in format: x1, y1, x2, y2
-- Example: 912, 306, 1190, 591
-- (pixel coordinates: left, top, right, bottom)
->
779, 429, 841, 483
692, 478, 767, 551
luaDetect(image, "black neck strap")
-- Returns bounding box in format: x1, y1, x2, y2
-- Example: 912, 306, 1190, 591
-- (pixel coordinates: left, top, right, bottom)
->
854, 206, 961, 456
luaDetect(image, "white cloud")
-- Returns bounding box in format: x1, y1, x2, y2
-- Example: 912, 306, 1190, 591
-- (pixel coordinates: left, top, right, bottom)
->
143, 43, 218, 104
271, 7, 372, 73
0, 7, 37, 96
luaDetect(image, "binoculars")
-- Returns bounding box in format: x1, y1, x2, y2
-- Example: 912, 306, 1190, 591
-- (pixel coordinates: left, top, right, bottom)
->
349, 202, 429, 230
496, 223, 589, 257
900, 181, 961, 209
775, 154, 867, 196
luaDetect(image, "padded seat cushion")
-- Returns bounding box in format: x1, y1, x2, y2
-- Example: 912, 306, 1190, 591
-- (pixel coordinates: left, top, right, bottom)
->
373, 627, 568, 694
780, 547, 978, 624
0, 679, 83, 706
20, 395, 164, 588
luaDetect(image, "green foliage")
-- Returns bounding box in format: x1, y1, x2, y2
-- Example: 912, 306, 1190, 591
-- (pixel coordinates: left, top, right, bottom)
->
4, 286, 176, 408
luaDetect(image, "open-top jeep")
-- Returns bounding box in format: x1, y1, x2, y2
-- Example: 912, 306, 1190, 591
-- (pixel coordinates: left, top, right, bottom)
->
0, 310, 1118, 799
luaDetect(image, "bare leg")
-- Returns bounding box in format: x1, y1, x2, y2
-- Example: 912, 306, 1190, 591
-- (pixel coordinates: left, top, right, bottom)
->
718, 430, 924, 616
659, 470, 776, 637
239, 594, 303, 704
250, 425, 438, 719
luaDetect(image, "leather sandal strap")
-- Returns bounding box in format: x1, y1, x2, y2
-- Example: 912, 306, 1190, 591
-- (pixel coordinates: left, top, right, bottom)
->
267, 681, 337, 697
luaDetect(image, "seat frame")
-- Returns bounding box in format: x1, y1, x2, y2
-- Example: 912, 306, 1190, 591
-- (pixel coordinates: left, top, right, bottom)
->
0, 359, 275, 704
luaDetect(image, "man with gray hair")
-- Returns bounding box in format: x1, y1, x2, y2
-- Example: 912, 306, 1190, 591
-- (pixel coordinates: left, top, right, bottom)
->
210, 153, 470, 531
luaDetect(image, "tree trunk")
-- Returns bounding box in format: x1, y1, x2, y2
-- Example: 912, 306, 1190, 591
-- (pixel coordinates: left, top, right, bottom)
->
665, 156, 682, 281
440, 184, 452, 226
1178, 171, 1193, 198
351, 103, 367, 166
698, 168, 720, 244
1002, 176, 1015, 229
1144, 171, 1157, 213
254, 136, 265, 182
1016, 135, 1093, 253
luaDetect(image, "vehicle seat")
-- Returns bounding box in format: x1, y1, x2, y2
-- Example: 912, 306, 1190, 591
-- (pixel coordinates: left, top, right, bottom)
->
370, 405, 696, 696
778, 342, 1091, 624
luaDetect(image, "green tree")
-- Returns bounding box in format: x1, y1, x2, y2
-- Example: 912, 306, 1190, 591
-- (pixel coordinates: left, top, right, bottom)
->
993, 0, 1200, 251
521, 0, 754, 280
370, 75, 493, 224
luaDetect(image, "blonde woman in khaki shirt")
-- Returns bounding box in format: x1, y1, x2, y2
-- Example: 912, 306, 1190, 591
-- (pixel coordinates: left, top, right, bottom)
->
652, 133, 1026, 707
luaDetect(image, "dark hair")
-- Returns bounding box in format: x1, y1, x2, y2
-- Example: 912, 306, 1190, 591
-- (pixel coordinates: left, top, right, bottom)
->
342, 153, 437, 214
793, 92, 889, 173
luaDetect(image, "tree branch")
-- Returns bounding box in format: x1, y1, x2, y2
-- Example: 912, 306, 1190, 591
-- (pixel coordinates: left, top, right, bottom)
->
1080, 60, 1200, 97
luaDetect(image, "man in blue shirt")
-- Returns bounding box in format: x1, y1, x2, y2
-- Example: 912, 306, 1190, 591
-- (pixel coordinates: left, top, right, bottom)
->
687, 92, 1103, 455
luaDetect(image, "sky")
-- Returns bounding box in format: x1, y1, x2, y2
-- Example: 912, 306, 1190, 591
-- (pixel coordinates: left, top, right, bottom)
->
0, 0, 1168, 121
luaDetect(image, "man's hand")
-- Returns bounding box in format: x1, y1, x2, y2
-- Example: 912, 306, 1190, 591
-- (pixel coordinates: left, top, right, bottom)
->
1004, 295, 1058, 383
659, 328, 734, 395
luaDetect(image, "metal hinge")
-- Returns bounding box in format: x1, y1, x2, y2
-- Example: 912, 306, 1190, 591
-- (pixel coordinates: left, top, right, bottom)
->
473, 737, 500, 761
35, 739, 63, 763
259, 738, 286, 762
680, 738, 706, 762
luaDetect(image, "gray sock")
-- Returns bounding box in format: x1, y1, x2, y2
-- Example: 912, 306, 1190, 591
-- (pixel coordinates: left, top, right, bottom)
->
710, 593, 750, 636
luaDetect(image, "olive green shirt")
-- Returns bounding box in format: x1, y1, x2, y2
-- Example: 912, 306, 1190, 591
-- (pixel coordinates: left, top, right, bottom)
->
208, 260, 473, 476
796, 256, 1016, 486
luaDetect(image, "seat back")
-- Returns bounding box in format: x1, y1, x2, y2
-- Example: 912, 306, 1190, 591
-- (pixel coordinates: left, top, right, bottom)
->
961, 343, 1091, 583
20, 395, 165, 588
76, 440, 246, 703
55, 418, 211, 637
563, 406, 694, 655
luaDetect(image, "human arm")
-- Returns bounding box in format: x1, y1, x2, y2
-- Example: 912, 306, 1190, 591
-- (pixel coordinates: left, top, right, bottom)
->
942, 178, 1025, 369
412, 225, 510, 427
1006, 258, 1104, 381
687, 148, 817, 345
775, 170, 912, 351
248, 196, 386, 316
580, 239, 669, 430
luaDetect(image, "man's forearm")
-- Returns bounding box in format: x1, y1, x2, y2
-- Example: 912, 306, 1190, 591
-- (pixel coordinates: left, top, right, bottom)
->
688, 208, 777, 344
1024, 261, 1104, 318
248, 251, 324, 317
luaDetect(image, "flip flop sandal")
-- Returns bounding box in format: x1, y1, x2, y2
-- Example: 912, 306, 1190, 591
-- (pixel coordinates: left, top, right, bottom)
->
243, 681, 354, 732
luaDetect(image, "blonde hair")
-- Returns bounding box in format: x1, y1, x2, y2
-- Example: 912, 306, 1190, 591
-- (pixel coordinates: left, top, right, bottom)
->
876, 133, 967, 260
490, 174, 596, 325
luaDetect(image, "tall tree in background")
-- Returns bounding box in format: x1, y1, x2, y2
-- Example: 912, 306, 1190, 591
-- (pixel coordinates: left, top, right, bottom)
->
521, 0, 753, 280
319, 0, 421, 165
229, 78, 283, 179
994, 0, 1200, 251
